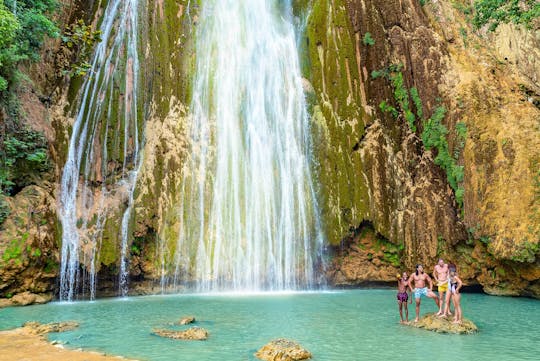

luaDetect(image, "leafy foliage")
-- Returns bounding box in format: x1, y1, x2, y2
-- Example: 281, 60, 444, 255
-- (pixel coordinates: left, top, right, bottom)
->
372, 64, 417, 133
422, 107, 465, 208
473, 0, 540, 31
362, 32, 375, 46
0, 127, 49, 195
373, 64, 466, 209
0, 0, 59, 97
1, 236, 24, 266
0, 194, 10, 225
62, 19, 102, 77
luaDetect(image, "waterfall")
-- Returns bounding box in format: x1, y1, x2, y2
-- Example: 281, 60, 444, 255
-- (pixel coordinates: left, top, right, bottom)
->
173, 0, 324, 291
58, 0, 142, 301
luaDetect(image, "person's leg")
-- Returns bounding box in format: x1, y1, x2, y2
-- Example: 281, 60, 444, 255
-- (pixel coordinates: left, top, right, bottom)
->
398, 300, 404, 323
404, 302, 409, 322
451, 293, 459, 322
453, 293, 462, 323
436, 287, 444, 315
427, 290, 439, 307
442, 290, 451, 317
414, 298, 421, 322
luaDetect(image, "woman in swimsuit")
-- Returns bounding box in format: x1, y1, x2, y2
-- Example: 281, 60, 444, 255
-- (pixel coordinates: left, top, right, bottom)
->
448, 266, 463, 324
397, 272, 412, 323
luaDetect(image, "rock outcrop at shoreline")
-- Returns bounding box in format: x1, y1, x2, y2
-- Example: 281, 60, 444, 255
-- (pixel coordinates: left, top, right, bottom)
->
406, 313, 478, 334
0, 321, 137, 360
22, 321, 79, 335
255, 338, 312, 361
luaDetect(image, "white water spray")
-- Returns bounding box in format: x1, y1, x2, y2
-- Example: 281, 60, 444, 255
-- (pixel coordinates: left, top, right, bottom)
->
58, 0, 142, 301
173, 0, 324, 291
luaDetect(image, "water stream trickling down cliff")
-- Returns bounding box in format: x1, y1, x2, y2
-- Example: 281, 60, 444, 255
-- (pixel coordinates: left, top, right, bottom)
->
59, 0, 143, 301
58, 0, 324, 299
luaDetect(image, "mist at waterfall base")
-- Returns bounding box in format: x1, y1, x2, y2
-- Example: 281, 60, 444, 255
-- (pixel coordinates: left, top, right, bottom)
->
1, 290, 539, 361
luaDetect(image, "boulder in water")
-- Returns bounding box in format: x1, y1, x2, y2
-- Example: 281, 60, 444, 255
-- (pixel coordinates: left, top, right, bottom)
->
178, 316, 195, 325
255, 338, 312, 361
152, 327, 208, 340
407, 313, 478, 334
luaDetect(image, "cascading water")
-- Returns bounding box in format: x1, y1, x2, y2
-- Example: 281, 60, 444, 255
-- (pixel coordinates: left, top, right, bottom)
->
58, 0, 142, 301
173, 0, 324, 291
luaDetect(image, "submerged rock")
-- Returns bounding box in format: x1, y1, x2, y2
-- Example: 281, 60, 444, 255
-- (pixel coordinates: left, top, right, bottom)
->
255, 338, 312, 361
22, 321, 79, 335
152, 327, 208, 340
407, 313, 478, 334
178, 316, 195, 325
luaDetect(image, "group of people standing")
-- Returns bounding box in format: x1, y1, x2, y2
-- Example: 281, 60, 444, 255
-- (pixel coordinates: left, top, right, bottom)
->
396, 259, 463, 324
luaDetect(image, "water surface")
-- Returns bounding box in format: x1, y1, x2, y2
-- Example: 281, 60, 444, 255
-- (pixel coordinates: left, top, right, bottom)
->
0, 290, 538, 361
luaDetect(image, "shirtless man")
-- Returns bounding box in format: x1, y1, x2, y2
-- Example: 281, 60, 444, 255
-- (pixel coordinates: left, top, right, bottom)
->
410, 264, 439, 322
397, 272, 413, 323
433, 258, 450, 316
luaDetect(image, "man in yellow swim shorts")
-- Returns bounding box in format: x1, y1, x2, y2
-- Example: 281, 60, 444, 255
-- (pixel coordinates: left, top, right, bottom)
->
433, 258, 449, 316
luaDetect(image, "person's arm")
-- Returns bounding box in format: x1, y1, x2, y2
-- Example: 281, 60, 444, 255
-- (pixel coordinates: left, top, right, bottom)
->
408, 278, 414, 293
433, 267, 438, 284
455, 276, 463, 293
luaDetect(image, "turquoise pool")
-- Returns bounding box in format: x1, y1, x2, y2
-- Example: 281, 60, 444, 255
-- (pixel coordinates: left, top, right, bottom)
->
0, 290, 538, 360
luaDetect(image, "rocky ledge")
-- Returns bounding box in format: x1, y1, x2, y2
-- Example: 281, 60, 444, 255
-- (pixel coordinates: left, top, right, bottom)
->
152, 327, 208, 340
22, 321, 79, 335
406, 313, 478, 334
0, 292, 53, 308
255, 338, 312, 361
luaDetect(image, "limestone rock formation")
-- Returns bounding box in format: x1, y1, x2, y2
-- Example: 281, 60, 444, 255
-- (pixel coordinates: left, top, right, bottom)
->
152, 327, 208, 341
255, 339, 312, 361
21, 321, 79, 335
406, 313, 478, 334
310, 0, 539, 297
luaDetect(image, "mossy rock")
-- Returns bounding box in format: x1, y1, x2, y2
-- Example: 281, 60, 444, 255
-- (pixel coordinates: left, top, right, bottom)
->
407, 313, 478, 334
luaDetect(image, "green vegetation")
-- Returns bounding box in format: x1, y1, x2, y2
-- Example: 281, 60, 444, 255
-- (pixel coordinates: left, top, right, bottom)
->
44, 258, 58, 273
62, 19, 102, 77
1, 233, 28, 266
362, 32, 375, 46
0, 0, 59, 94
511, 241, 539, 263
473, 0, 540, 31
372, 65, 466, 209
422, 107, 465, 208
0, 194, 9, 225
372, 64, 417, 133
0, 127, 49, 195
0, 1, 59, 208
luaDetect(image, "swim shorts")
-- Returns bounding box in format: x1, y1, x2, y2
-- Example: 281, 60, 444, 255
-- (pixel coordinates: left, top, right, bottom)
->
438, 282, 448, 293
414, 287, 429, 299
397, 292, 408, 302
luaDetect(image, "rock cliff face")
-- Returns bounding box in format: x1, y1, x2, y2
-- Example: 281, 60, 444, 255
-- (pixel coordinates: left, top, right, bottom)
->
308, 0, 539, 297
0, 0, 538, 302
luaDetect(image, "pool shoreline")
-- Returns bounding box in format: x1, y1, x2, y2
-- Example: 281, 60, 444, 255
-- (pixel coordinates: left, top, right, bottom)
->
0, 325, 138, 361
